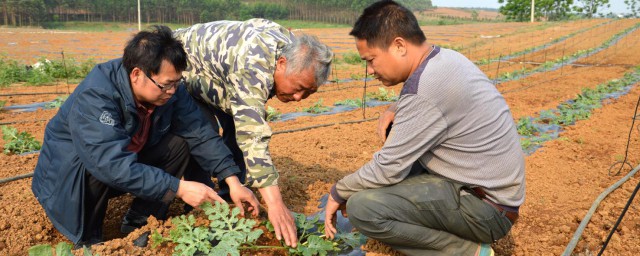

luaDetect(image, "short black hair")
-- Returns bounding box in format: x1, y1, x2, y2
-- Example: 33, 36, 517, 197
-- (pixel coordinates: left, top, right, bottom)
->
349, 0, 426, 49
122, 25, 187, 75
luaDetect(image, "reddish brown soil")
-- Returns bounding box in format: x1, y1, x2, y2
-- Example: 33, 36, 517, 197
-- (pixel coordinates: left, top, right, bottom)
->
2, 20, 640, 255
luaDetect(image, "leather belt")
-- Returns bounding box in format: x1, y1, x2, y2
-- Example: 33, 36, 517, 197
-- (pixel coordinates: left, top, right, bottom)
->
481, 198, 519, 224
470, 187, 519, 224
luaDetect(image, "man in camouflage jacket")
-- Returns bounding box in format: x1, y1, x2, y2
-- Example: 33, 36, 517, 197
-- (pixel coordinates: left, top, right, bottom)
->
174, 18, 333, 247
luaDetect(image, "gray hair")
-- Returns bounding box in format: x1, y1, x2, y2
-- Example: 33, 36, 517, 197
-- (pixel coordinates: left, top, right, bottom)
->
280, 34, 333, 86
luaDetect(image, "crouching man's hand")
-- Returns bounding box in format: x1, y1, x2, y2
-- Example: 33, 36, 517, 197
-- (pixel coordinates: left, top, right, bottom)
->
226, 175, 260, 217
177, 180, 225, 208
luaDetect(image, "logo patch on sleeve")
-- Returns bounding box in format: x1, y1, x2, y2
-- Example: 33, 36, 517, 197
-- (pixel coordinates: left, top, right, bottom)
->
99, 111, 115, 126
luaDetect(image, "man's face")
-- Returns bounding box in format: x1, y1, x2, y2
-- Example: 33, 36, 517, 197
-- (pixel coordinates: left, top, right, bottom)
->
273, 57, 318, 103
130, 60, 183, 107
356, 39, 405, 86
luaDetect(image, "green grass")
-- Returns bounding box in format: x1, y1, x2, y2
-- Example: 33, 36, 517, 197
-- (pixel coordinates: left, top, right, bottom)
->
0, 56, 95, 87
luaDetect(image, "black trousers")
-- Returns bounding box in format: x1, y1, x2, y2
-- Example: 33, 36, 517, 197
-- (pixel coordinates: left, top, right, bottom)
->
185, 100, 247, 194
80, 133, 191, 243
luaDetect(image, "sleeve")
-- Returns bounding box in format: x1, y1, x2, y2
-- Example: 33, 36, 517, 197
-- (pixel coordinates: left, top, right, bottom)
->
69, 87, 179, 204
331, 95, 449, 203
227, 64, 279, 188
170, 86, 242, 182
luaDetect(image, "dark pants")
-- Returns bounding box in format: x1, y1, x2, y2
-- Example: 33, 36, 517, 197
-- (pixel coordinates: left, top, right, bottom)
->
346, 164, 513, 255
80, 133, 191, 244
184, 100, 247, 194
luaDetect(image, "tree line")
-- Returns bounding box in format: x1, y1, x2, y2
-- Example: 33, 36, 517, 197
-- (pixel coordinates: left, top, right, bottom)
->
498, 0, 640, 21
0, 0, 433, 27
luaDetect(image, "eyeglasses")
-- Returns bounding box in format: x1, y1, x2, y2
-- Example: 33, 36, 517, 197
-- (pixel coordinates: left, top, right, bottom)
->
144, 72, 184, 92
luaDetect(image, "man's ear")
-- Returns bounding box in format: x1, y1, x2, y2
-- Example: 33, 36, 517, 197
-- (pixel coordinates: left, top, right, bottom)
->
130, 67, 141, 86
391, 37, 407, 56
276, 56, 287, 71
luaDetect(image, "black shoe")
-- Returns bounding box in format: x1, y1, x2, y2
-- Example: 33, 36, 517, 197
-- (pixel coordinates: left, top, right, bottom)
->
120, 209, 148, 235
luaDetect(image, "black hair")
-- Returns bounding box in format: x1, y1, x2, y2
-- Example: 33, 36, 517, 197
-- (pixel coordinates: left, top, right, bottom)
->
349, 0, 426, 49
122, 25, 187, 75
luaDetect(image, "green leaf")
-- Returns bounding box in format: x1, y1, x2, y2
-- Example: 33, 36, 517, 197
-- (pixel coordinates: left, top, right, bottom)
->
28, 244, 52, 256
54, 242, 73, 256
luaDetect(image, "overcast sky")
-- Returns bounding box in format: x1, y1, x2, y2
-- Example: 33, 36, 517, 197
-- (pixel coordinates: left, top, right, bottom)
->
431, 0, 631, 14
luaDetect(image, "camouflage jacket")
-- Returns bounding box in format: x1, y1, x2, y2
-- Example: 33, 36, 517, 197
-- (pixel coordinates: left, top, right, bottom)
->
174, 19, 293, 188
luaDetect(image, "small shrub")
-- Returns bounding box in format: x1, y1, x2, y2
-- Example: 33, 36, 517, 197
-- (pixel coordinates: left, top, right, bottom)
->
1, 126, 42, 155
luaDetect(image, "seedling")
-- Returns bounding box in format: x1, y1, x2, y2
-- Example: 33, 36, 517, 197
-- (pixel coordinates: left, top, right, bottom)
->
367, 87, 398, 102
152, 201, 363, 255
45, 95, 69, 109
301, 99, 330, 114
334, 98, 364, 108
28, 241, 95, 256
1, 125, 41, 155
265, 106, 281, 121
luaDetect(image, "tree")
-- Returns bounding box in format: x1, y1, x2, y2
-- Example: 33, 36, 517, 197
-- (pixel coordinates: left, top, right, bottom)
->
498, 0, 573, 21
625, 0, 640, 17
573, 0, 610, 18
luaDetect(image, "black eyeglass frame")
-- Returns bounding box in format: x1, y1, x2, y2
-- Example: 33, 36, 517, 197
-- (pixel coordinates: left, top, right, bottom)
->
144, 72, 185, 92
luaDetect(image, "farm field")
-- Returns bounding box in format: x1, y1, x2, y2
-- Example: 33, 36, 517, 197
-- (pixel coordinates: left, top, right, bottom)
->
1, 18, 640, 256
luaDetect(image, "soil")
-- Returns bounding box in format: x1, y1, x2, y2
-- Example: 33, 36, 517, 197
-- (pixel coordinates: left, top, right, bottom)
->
1, 19, 640, 255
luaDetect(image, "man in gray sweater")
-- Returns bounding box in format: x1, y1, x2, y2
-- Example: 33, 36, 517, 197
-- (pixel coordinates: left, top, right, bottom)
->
323, 1, 525, 255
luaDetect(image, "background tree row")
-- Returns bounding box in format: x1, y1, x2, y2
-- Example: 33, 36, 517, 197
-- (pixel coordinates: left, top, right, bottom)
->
0, 0, 433, 27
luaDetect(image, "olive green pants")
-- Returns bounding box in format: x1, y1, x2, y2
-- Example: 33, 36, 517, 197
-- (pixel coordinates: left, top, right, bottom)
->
346, 172, 513, 255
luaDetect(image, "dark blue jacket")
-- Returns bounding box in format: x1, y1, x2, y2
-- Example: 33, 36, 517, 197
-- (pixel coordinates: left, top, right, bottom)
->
32, 59, 240, 243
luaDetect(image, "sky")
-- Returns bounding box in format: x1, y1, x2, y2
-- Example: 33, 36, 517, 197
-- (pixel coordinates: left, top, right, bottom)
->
431, 0, 631, 14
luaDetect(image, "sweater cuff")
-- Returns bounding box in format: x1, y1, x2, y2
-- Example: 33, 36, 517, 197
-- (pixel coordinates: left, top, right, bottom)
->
161, 177, 180, 204
330, 184, 347, 205
216, 166, 242, 183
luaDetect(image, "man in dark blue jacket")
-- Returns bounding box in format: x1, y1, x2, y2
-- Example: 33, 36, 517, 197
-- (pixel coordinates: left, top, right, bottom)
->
32, 25, 259, 248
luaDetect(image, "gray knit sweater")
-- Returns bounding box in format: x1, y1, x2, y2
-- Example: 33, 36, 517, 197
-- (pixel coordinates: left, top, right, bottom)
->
332, 46, 525, 208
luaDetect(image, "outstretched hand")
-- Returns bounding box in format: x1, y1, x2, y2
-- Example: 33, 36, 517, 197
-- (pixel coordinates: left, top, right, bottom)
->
176, 180, 225, 208
259, 185, 298, 247
229, 184, 260, 217
324, 194, 347, 240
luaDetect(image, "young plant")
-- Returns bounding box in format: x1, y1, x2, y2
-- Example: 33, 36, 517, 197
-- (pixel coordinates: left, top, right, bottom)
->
151, 201, 263, 255
1, 125, 41, 155
45, 95, 69, 109
152, 201, 364, 255
301, 99, 330, 114
334, 98, 364, 108
367, 87, 398, 102
29, 241, 95, 256
0, 100, 5, 111
265, 106, 281, 121
266, 212, 364, 256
